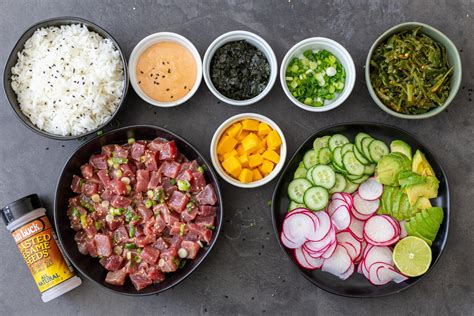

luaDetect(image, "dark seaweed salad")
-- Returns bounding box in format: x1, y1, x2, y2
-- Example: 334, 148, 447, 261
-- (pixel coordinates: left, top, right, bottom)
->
370, 28, 453, 115
210, 40, 270, 100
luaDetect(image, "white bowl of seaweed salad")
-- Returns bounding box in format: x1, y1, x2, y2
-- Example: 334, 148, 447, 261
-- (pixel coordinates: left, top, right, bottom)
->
203, 31, 277, 106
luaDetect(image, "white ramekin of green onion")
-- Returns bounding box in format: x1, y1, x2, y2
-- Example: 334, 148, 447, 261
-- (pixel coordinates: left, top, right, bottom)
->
280, 37, 355, 112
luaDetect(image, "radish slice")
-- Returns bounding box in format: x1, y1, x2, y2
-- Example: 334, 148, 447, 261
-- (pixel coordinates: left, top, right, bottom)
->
283, 212, 317, 245
305, 226, 336, 253
363, 246, 393, 272
363, 215, 398, 245
348, 217, 365, 241
326, 199, 348, 216
368, 262, 394, 285
294, 247, 317, 269
309, 211, 332, 241
339, 263, 355, 280
399, 221, 408, 238
358, 177, 383, 201
353, 193, 380, 215
340, 192, 354, 206
351, 207, 374, 221
331, 206, 351, 231
354, 240, 367, 264
321, 241, 337, 259
337, 231, 362, 260
302, 247, 324, 268
380, 268, 409, 284
280, 231, 302, 249
321, 245, 352, 277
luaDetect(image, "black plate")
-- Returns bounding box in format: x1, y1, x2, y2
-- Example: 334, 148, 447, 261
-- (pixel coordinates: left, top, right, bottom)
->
271, 122, 449, 297
3, 16, 129, 140
54, 125, 223, 295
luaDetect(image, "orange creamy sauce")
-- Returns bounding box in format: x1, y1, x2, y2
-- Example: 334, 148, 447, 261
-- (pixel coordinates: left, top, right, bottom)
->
136, 41, 197, 102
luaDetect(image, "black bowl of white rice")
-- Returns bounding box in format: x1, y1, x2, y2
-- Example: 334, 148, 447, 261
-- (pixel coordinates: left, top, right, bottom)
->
3, 17, 129, 140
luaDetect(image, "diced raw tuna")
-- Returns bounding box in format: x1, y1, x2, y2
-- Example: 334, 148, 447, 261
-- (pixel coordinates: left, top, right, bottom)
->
153, 237, 169, 251
130, 269, 153, 291
113, 226, 129, 244
105, 267, 127, 286
181, 160, 199, 172
136, 170, 150, 192
135, 234, 156, 247
140, 246, 160, 265
191, 172, 206, 192
168, 191, 189, 213
158, 141, 178, 161
81, 163, 94, 179
144, 150, 158, 171
170, 222, 186, 236
113, 145, 128, 159
81, 181, 98, 197
180, 240, 200, 259
188, 223, 213, 244
181, 206, 199, 222
160, 161, 182, 178
153, 213, 167, 233
198, 205, 216, 217
120, 163, 135, 179
177, 169, 193, 182
107, 218, 123, 231
195, 184, 217, 206
84, 217, 97, 237
100, 254, 123, 271
85, 238, 98, 257
131, 142, 146, 161
71, 175, 83, 193
148, 138, 166, 151
97, 170, 111, 186
110, 195, 132, 209
137, 205, 153, 221
148, 171, 161, 188
101, 145, 115, 157
109, 179, 127, 195
195, 215, 215, 227
90, 154, 108, 170
94, 234, 112, 257
148, 266, 166, 283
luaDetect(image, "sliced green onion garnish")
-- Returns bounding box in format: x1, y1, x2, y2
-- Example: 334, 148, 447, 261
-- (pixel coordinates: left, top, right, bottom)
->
177, 179, 190, 191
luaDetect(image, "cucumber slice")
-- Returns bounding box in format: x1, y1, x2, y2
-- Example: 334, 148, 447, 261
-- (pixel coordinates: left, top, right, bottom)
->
293, 166, 307, 179
354, 147, 370, 165
288, 201, 305, 212
355, 132, 371, 153
390, 140, 412, 160
343, 179, 359, 194
303, 149, 318, 169
332, 147, 344, 168
288, 179, 312, 203
342, 152, 365, 176
303, 186, 329, 211
317, 147, 332, 165
306, 166, 315, 184
332, 162, 347, 175
311, 165, 336, 189
351, 175, 369, 184
341, 143, 354, 155
361, 137, 374, 162
363, 164, 376, 175
329, 134, 350, 151
329, 173, 347, 194
313, 136, 330, 152
368, 140, 389, 163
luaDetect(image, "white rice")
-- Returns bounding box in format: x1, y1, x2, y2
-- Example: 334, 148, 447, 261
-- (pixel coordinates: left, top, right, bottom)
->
11, 24, 124, 136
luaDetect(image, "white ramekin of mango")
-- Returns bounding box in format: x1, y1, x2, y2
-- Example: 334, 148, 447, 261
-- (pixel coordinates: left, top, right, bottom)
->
210, 113, 287, 188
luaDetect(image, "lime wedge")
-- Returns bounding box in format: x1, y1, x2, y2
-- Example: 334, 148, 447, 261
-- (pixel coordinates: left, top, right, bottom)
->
393, 236, 432, 277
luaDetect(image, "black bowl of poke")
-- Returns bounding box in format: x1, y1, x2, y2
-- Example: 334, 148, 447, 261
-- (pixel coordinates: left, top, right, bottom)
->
54, 125, 222, 295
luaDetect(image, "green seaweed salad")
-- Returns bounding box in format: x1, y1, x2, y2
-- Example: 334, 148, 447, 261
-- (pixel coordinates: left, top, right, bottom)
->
370, 28, 453, 115
285, 49, 345, 107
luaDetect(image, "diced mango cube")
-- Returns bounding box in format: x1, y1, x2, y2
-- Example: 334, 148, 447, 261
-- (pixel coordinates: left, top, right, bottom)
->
258, 122, 272, 136
257, 147, 266, 154
223, 149, 238, 161
248, 154, 264, 168
236, 144, 245, 155
267, 130, 282, 150
242, 133, 261, 153
222, 156, 242, 178
218, 154, 225, 162
226, 123, 242, 138
236, 130, 249, 141
261, 137, 267, 149
238, 168, 253, 183
242, 119, 260, 131
239, 154, 249, 168
259, 159, 274, 175
217, 135, 238, 155
262, 150, 280, 164
252, 169, 263, 181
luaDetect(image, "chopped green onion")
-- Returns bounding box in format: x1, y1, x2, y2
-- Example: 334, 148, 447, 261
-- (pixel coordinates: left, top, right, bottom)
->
124, 243, 137, 249
97, 130, 103, 136
128, 137, 136, 144
178, 259, 187, 269
186, 202, 194, 213
124, 210, 134, 222
80, 200, 94, 213
197, 166, 204, 173
115, 169, 123, 178
129, 224, 136, 238
71, 207, 80, 218
170, 179, 177, 185
80, 214, 88, 228
145, 199, 153, 209
179, 223, 186, 236
205, 225, 215, 230
126, 251, 132, 260
147, 189, 154, 199
94, 221, 102, 231
177, 179, 190, 191
107, 157, 128, 165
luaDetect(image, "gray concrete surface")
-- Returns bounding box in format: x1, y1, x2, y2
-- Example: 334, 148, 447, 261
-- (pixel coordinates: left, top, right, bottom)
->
0, 0, 473, 315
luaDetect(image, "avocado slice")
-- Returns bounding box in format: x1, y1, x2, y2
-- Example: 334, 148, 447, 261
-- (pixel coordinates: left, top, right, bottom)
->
421, 208, 438, 228
412, 150, 435, 177
405, 176, 439, 206
391, 189, 404, 220
414, 197, 432, 210
425, 206, 444, 225
390, 140, 412, 160
399, 193, 412, 220
375, 153, 411, 186
414, 213, 436, 240
383, 186, 396, 216
405, 221, 433, 245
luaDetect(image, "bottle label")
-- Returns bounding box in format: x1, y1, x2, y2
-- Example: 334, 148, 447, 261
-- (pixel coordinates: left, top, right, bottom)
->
12, 215, 75, 293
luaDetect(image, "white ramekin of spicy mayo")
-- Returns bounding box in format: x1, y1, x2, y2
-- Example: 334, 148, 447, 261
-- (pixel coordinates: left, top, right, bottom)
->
1, 194, 81, 302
